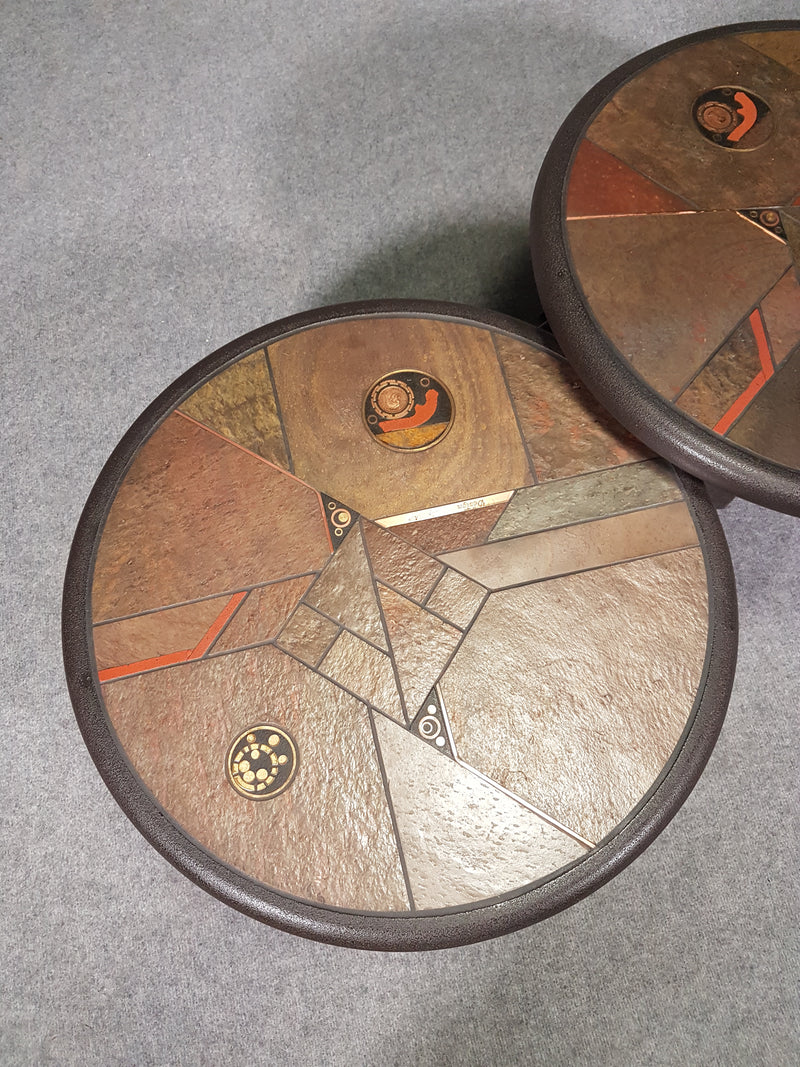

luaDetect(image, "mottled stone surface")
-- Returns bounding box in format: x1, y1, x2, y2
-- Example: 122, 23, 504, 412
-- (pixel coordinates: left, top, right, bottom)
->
319, 630, 403, 720
676, 319, 762, 428
739, 29, 800, 76
566, 212, 790, 398
760, 268, 800, 368
102, 645, 410, 911
178, 349, 289, 468
440, 548, 709, 843
91, 413, 330, 621
566, 138, 691, 219
267, 317, 533, 517
275, 604, 339, 667
213, 576, 313, 653
489, 460, 681, 540
727, 349, 800, 468
305, 524, 387, 649
441, 501, 698, 590
389, 500, 511, 555
424, 569, 487, 630
378, 584, 462, 716
93, 595, 230, 670
494, 334, 650, 480
362, 520, 443, 603
374, 715, 588, 910
585, 35, 800, 208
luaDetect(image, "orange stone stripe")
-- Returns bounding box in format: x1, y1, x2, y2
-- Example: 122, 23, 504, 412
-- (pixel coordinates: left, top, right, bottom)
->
713, 309, 774, 435
98, 591, 248, 682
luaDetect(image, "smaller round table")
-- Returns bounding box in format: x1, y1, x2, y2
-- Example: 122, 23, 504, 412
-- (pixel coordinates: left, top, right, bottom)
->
532, 20, 800, 515
63, 301, 736, 949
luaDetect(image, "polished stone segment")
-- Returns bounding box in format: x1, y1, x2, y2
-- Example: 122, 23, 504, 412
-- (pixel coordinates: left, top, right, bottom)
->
363, 520, 444, 604
275, 604, 340, 667
586, 35, 800, 209
373, 715, 588, 910
101, 645, 409, 911
319, 629, 403, 720
267, 318, 533, 518
91, 413, 330, 621
758, 267, 800, 367
305, 524, 387, 650
424, 569, 486, 630
93, 594, 231, 669
489, 460, 681, 540
727, 348, 800, 467
378, 584, 462, 716
441, 501, 698, 590
739, 29, 800, 75
566, 212, 790, 398
566, 138, 692, 219
213, 576, 314, 653
494, 333, 650, 480
178, 349, 290, 468
389, 500, 511, 555
676, 318, 762, 428
440, 548, 709, 843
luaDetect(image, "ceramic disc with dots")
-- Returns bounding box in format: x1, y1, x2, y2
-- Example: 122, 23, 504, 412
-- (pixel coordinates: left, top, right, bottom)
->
63, 301, 736, 950
532, 21, 800, 515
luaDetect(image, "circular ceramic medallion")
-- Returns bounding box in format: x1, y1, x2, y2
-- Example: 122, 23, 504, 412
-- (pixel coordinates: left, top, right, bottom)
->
63, 301, 736, 950
532, 21, 800, 515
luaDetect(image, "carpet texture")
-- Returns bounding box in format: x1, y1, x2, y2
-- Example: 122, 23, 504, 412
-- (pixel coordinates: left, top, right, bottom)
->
2, 2, 798, 1064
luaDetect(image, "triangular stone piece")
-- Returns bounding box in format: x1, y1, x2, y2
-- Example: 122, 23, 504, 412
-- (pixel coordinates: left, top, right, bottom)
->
320, 493, 359, 549
362, 520, 443, 604
378, 584, 461, 713
372, 714, 588, 910
409, 687, 454, 758
305, 521, 387, 650
566, 139, 693, 219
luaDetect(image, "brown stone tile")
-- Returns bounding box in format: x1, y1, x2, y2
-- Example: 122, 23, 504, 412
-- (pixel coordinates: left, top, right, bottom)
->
101, 645, 409, 911
586, 35, 800, 208
782, 209, 800, 268
93, 595, 231, 671
378, 585, 462, 715
178, 349, 289, 468
439, 548, 709, 843
566, 138, 693, 218
92, 413, 331, 621
739, 30, 800, 76
319, 630, 403, 721
362, 521, 443, 603
441, 501, 698, 590
489, 461, 682, 540
213, 576, 313, 653
275, 604, 339, 666
676, 317, 762, 428
493, 333, 650, 480
761, 268, 800, 367
373, 715, 587, 910
388, 500, 511, 555
727, 348, 800, 468
267, 317, 533, 518
566, 213, 791, 398
305, 523, 387, 650
424, 570, 486, 630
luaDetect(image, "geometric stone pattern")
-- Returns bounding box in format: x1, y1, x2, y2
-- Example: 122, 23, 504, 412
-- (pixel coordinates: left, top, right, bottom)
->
565, 28, 800, 470
90, 316, 711, 913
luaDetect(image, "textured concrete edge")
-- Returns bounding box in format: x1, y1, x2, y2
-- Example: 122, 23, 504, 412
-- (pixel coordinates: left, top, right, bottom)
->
61, 300, 738, 952
530, 19, 800, 517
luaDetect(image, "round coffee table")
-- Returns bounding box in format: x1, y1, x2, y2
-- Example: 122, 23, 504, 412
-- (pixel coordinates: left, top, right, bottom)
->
63, 301, 737, 949
532, 21, 800, 515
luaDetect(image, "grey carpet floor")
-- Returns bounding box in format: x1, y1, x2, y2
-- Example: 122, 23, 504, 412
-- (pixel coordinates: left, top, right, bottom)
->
2, 2, 798, 1064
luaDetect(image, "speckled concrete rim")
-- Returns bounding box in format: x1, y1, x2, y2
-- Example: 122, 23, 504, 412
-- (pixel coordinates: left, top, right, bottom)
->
62, 299, 738, 951
531, 21, 800, 517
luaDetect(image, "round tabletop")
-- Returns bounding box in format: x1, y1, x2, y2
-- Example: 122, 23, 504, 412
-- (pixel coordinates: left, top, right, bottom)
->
532, 21, 800, 515
63, 301, 736, 950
